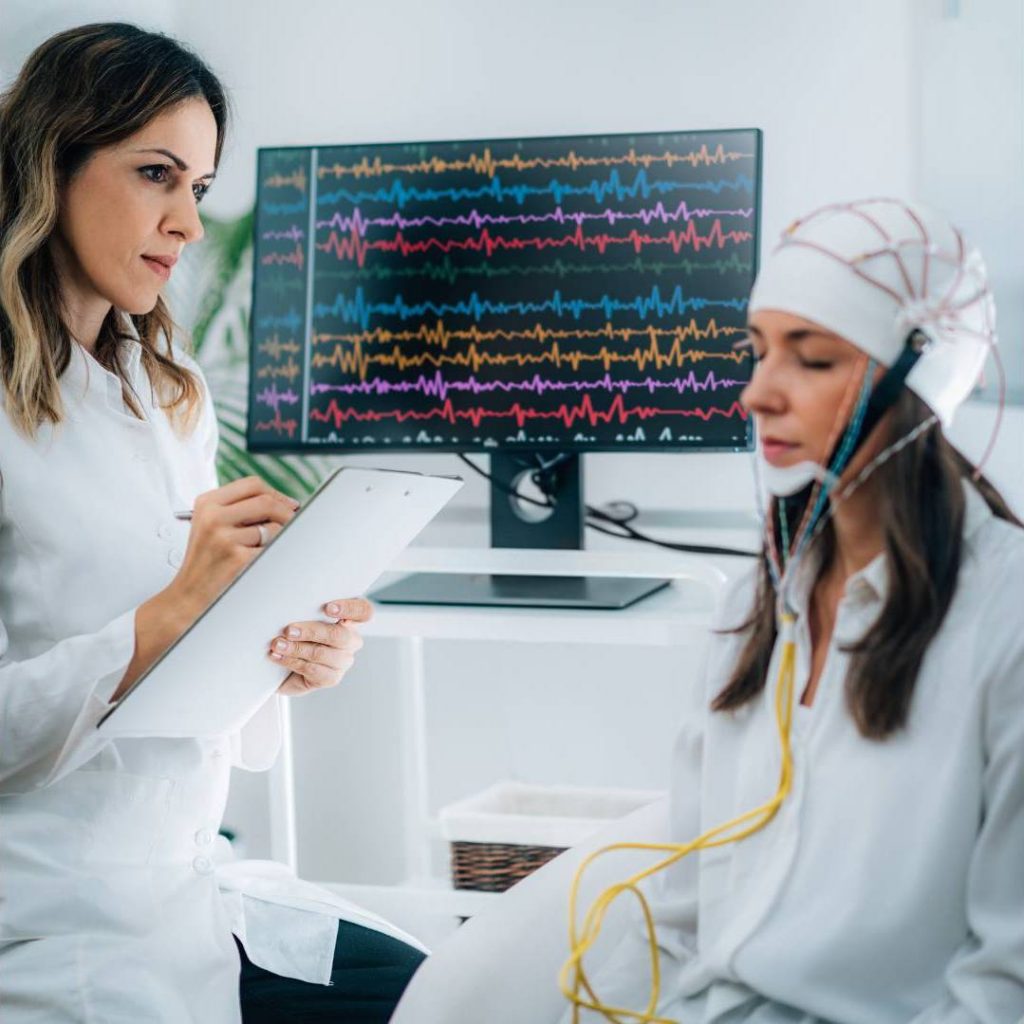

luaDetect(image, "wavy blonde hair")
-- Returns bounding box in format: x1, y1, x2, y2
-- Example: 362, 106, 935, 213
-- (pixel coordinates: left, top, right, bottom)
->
0, 23, 229, 439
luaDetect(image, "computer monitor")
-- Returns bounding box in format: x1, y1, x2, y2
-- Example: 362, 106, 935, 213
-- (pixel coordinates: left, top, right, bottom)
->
248, 128, 762, 607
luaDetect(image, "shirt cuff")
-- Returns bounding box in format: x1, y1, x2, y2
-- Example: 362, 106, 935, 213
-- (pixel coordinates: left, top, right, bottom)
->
43, 607, 138, 785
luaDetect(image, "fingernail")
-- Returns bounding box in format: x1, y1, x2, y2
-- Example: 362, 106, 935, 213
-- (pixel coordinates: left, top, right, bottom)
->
274, 638, 289, 652
326, 603, 340, 615
286, 626, 300, 638
270, 651, 283, 660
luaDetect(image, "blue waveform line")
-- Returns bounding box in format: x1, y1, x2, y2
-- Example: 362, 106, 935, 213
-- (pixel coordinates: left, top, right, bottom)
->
258, 309, 303, 332
317, 170, 754, 210
263, 199, 308, 216
312, 285, 747, 329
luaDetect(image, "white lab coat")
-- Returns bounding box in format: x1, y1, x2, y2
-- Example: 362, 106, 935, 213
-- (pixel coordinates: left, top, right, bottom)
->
561, 482, 1024, 1023
0, 336, 411, 1022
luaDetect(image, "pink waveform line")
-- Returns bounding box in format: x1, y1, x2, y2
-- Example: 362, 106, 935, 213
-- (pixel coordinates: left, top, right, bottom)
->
309, 369, 743, 403
261, 225, 305, 242
256, 384, 301, 411
315, 201, 754, 237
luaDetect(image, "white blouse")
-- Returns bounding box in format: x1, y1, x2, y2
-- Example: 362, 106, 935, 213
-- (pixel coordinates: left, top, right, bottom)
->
571, 482, 1024, 1023
0, 337, 414, 1023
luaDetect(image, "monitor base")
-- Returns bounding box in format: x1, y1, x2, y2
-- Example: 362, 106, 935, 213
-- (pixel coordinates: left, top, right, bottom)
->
370, 572, 671, 610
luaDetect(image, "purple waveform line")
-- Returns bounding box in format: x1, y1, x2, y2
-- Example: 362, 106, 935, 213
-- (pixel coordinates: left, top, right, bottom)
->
256, 384, 301, 411
310, 370, 743, 402
261, 225, 305, 242
314, 201, 754, 237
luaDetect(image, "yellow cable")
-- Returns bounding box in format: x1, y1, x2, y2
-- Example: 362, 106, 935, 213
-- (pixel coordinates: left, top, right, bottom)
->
559, 615, 799, 1023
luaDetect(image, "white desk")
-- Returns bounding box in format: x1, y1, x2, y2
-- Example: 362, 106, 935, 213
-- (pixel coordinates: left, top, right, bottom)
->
267, 546, 732, 920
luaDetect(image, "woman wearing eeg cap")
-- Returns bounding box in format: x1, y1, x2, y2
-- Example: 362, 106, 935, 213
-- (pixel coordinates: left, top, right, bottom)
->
553, 199, 1024, 1023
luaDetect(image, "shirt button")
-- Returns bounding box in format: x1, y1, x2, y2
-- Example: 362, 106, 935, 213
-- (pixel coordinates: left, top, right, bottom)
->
157, 524, 174, 541
194, 829, 213, 847
168, 548, 184, 568
192, 855, 214, 875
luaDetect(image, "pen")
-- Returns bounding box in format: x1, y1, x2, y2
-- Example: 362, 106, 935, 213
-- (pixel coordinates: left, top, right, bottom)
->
173, 510, 193, 521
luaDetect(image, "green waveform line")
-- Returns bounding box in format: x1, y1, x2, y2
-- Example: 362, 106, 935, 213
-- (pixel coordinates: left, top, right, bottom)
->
310, 254, 753, 286
265, 275, 305, 296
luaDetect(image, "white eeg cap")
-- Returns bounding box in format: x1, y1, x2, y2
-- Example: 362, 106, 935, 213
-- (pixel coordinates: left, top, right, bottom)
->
748, 198, 996, 427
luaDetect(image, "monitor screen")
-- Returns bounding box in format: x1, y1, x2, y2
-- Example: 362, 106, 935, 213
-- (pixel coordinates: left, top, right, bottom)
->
248, 128, 761, 454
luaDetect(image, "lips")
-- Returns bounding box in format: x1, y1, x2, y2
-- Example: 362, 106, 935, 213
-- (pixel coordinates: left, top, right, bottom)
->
141, 254, 178, 281
760, 437, 799, 466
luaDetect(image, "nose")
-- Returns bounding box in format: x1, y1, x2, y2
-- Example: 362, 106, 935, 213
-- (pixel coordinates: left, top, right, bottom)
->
740, 358, 785, 416
164, 188, 204, 245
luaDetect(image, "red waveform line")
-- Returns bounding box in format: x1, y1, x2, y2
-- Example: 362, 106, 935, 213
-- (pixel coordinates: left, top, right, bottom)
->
257, 357, 302, 382
311, 318, 744, 351
261, 243, 304, 271
310, 394, 747, 430
316, 143, 752, 180
258, 334, 302, 360
264, 167, 308, 192
253, 407, 299, 438
316, 220, 751, 267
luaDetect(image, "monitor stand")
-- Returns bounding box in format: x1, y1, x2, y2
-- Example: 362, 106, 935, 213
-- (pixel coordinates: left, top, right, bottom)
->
371, 453, 672, 610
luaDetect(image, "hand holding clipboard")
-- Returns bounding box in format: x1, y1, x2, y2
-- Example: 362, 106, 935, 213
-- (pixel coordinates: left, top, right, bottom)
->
169, 476, 375, 698
98, 467, 462, 739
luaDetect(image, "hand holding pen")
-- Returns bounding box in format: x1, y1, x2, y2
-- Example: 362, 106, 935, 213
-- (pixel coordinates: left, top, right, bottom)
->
168, 476, 372, 697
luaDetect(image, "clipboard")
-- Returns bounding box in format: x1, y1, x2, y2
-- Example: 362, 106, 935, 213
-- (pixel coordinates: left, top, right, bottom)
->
97, 467, 463, 739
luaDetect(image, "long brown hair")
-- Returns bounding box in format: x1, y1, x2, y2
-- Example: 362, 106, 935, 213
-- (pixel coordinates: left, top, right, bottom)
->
0, 22, 229, 439
713, 390, 1021, 739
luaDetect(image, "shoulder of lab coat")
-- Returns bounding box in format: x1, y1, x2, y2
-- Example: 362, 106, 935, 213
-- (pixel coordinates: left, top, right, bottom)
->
1, 340, 278, 788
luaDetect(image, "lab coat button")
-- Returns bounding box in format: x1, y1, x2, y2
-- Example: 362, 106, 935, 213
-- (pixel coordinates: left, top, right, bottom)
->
192, 855, 214, 875
157, 524, 174, 540
168, 548, 184, 568
194, 829, 213, 847
133, 450, 150, 462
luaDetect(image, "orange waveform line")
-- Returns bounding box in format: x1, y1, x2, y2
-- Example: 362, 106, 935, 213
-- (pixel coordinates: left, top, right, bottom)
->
311, 318, 745, 351
256, 357, 302, 382
316, 221, 751, 267
317, 144, 752, 181
309, 335, 750, 382
258, 335, 303, 360
263, 167, 308, 192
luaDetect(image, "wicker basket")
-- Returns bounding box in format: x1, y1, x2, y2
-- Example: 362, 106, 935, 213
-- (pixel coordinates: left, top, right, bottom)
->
439, 781, 664, 893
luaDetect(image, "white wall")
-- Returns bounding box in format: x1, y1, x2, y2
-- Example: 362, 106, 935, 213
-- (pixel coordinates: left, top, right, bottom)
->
4, 0, 1022, 883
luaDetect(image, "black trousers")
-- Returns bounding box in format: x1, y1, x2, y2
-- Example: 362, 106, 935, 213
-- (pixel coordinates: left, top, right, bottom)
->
236, 921, 426, 1023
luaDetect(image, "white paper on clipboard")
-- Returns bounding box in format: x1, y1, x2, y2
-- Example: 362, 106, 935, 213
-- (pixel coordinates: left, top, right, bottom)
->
97, 467, 462, 739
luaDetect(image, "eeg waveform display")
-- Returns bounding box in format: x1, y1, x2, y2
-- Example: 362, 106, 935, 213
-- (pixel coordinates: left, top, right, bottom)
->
248, 129, 762, 453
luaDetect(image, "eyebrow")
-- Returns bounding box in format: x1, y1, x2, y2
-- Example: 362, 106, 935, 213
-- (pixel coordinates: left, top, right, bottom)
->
133, 147, 216, 180
746, 324, 837, 344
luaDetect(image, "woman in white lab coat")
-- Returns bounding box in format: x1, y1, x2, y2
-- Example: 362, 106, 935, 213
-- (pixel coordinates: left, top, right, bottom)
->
0, 23, 424, 1023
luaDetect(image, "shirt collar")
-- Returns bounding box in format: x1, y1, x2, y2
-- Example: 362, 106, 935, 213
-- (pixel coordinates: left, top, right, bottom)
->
62, 333, 146, 412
